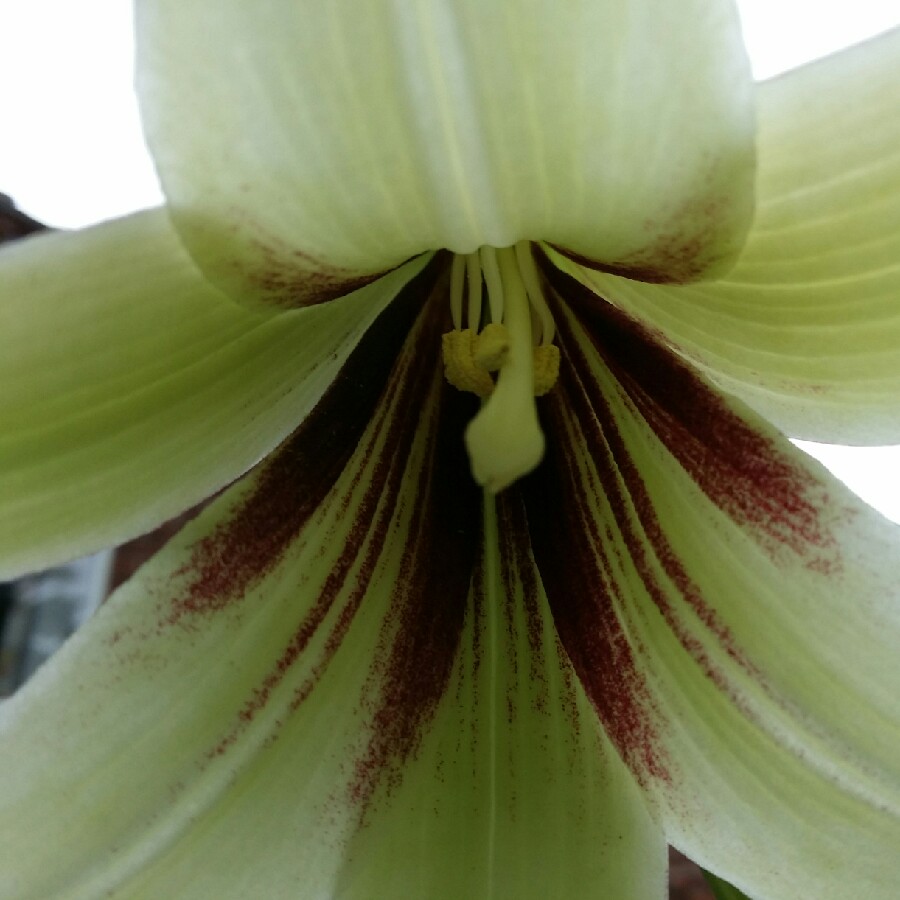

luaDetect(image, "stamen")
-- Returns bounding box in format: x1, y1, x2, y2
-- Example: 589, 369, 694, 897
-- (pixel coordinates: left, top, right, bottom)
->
449, 253, 465, 331
479, 246, 504, 325
515, 241, 555, 344
440, 242, 562, 490
466, 253, 483, 330
533, 344, 560, 396
442, 329, 494, 398
473, 323, 509, 371
465, 247, 546, 493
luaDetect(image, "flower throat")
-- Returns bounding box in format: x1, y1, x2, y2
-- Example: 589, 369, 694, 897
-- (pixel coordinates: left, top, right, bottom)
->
441, 242, 560, 493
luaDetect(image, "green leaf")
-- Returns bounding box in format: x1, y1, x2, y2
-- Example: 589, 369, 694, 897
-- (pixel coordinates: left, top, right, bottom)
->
136, 0, 755, 308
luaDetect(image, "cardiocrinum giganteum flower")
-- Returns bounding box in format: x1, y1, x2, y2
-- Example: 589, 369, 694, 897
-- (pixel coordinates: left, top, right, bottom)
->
0, 2, 899, 898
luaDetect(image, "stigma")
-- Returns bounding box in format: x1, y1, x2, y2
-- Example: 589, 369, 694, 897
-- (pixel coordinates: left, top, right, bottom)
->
441, 242, 560, 493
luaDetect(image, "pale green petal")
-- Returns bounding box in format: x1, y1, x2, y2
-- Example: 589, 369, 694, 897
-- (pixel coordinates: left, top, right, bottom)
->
568, 27, 900, 443
340, 491, 664, 899
0, 209, 427, 578
136, 0, 755, 308
526, 281, 900, 899
0, 294, 662, 898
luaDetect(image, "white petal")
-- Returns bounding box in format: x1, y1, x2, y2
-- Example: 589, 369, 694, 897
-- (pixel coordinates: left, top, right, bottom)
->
340, 491, 665, 899
0, 209, 430, 578
524, 264, 900, 898
569, 28, 900, 443
0, 284, 663, 898
136, 0, 755, 307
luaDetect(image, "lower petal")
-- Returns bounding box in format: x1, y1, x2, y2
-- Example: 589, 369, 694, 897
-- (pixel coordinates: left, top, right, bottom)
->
340, 490, 665, 899
0, 278, 471, 896
525, 266, 900, 898
0, 276, 662, 898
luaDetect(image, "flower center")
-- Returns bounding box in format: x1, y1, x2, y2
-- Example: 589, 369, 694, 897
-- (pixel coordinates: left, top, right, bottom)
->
441, 242, 560, 493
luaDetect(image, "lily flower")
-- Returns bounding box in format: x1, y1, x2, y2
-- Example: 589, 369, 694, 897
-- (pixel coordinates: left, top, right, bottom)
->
1, 1, 899, 897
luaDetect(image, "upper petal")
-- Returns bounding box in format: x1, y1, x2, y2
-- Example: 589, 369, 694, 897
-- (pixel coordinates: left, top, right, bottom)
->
526, 263, 900, 898
0, 208, 427, 578
573, 27, 900, 443
136, 0, 756, 308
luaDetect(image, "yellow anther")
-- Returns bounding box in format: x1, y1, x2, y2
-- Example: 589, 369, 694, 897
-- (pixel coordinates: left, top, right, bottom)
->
474, 323, 510, 371
443, 328, 560, 399
444, 245, 562, 490
533, 344, 561, 396
442, 329, 494, 398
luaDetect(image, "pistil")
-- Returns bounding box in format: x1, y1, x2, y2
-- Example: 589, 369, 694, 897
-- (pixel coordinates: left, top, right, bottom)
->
441, 242, 560, 492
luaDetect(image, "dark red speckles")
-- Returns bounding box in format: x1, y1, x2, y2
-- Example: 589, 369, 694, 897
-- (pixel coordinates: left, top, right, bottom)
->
348, 383, 481, 811
210, 292, 480, 769
551, 169, 739, 285
520, 254, 850, 784
169, 254, 447, 625
539, 255, 841, 571
168, 250, 483, 816
541, 312, 752, 703
522, 390, 671, 787
496, 491, 554, 716
550, 201, 719, 285
245, 234, 389, 309
550, 243, 706, 286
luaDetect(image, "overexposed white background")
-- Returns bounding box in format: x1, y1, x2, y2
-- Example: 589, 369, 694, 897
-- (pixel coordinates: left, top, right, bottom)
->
1, 1, 899, 520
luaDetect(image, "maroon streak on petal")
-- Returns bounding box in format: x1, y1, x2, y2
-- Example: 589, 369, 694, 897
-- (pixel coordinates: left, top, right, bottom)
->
548, 167, 740, 285
538, 256, 843, 572
550, 300, 748, 672
211, 210, 411, 309
522, 386, 670, 787
350, 381, 481, 812
162, 249, 481, 809
524, 256, 852, 781
525, 254, 842, 785
230, 312, 448, 743
244, 235, 390, 309
169, 252, 449, 622
549, 243, 706, 286
539, 315, 753, 742
208, 297, 480, 780
495, 490, 557, 718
